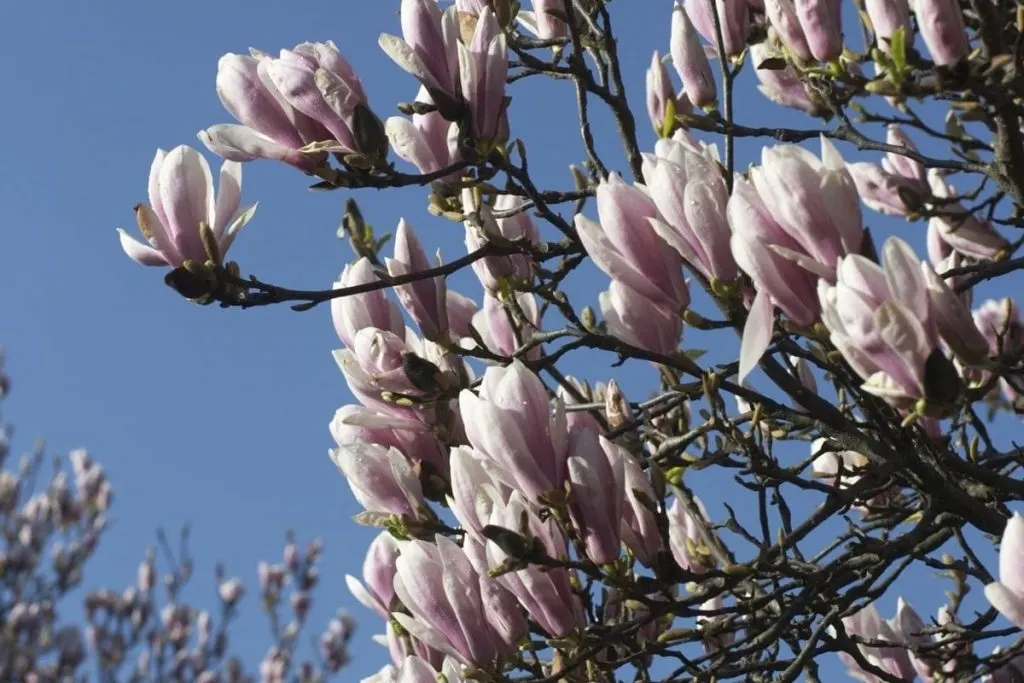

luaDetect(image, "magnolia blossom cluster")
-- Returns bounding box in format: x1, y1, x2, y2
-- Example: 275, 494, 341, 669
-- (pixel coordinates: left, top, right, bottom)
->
327, 221, 725, 676
648, 0, 975, 122
825, 514, 1024, 682
106, 1, 1024, 681
336, 358, 723, 677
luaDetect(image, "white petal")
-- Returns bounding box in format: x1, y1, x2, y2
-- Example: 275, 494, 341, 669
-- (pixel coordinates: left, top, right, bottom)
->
213, 160, 243, 237
117, 229, 169, 267
738, 289, 775, 384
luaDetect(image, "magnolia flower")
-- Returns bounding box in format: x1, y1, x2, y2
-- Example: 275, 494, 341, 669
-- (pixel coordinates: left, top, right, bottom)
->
645, 132, 738, 283
447, 446, 510, 538
985, 513, 1024, 630
329, 405, 448, 479
518, 0, 569, 40
619, 451, 664, 566
331, 258, 406, 350
392, 535, 524, 666
330, 442, 426, 518
601, 280, 684, 356
200, 42, 383, 167
462, 292, 543, 362
345, 531, 401, 618
459, 360, 568, 502
386, 87, 461, 175
479, 494, 585, 637
837, 602, 916, 681
119, 146, 256, 268
973, 298, 1024, 407
567, 430, 626, 565
457, 9, 509, 144
386, 219, 448, 342
749, 43, 823, 115
864, 0, 911, 53
684, 0, 749, 56
464, 191, 538, 292
847, 126, 929, 216
730, 136, 864, 381
647, 51, 690, 135
379, 0, 460, 100
927, 170, 1009, 260
819, 236, 988, 410
576, 174, 690, 314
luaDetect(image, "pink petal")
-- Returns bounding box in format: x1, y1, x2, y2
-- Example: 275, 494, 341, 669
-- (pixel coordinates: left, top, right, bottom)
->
738, 288, 775, 384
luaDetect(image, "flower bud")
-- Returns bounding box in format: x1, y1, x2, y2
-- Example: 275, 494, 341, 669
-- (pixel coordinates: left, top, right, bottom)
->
913, 0, 969, 66
667, 496, 716, 573
567, 431, 626, 564
331, 258, 406, 350
386, 219, 448, 342
684, 0, 749, 56
865, 0, 910, 54
670, 2, 717, 108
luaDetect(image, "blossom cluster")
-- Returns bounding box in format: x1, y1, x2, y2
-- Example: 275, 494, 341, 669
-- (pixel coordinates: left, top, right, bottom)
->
111, 0, 1024, 682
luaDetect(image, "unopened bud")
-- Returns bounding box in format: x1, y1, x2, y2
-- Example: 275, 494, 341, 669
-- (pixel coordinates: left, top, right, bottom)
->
604, 379, 632, 429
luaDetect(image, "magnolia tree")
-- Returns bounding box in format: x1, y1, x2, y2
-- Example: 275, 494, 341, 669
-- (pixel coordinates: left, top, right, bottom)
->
114, 0, 1024, 681
0, 353, 355, 682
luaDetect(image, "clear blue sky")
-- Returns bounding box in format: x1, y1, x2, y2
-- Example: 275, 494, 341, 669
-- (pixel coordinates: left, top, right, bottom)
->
1, 1, 1021, 680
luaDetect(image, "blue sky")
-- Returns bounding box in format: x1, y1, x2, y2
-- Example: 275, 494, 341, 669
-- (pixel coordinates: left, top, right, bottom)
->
2, 1, 1022, 680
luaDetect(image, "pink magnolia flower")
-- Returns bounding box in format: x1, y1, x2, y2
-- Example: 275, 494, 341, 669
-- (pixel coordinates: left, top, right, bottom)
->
749, 42, 822, 114
837, 602, 916, 681
985, 513, 1024, 630
330, 441, 426, 518
331, 258, 406, 350
567, 430, 627, 564
119, 146, 256, 268
518, 0, 569, 40
345, 531, 401, 619
644, 132, 738, 283
459, 360, 568, 502
600, 280, 684, 356
576, 173, 690, 315
730, 136, 864, 381
865, 0, 910, 53
392, 535, 525, 666
479, 494, 585, 637
386, 219, 448, 342
819, 236, 988, 409
667, 495, 715, 574
386, 87, 461, 175
200, 42, 377, 168
620, 453, 664, 567
927, 170, 1009, 261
